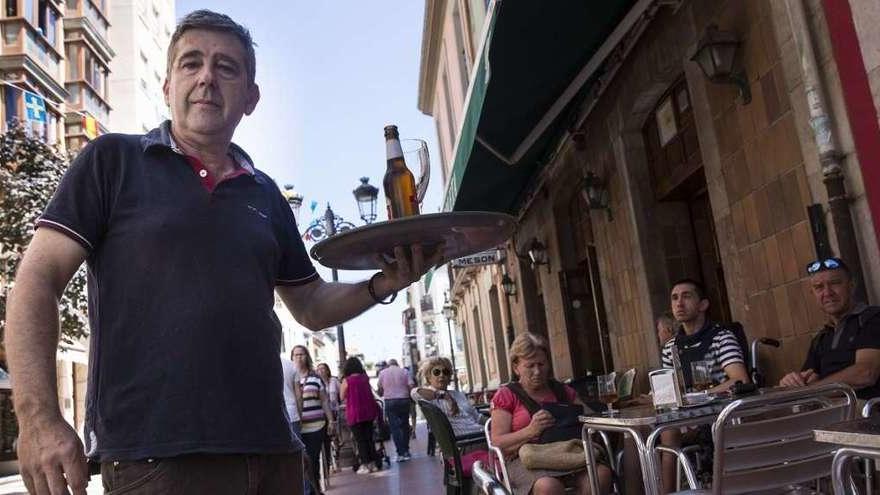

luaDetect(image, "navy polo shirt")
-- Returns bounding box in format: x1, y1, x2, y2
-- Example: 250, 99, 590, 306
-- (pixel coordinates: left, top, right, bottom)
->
37, 121, 318, 461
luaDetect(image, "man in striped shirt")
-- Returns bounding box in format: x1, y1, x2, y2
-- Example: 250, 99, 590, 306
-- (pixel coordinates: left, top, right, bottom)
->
661, 279, 749, 392
659, 279, 749, 493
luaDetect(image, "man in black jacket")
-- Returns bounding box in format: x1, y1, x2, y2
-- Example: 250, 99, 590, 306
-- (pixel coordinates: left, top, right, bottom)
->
780, 258, 880, 400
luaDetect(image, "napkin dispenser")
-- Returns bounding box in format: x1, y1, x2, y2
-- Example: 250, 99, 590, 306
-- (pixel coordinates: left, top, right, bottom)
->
649, 369, 683, 410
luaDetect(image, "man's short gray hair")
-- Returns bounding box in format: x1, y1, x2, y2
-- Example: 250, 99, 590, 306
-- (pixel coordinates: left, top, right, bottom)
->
167, 10, 257, 84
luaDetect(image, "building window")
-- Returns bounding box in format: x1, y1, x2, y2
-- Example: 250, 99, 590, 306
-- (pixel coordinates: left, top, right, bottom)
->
642, 77, 700, 200
6, 0, 16, 17
37, 1, 57, 46
24, 0, 32, 24
4, 86, 19, 125
66, 44, 80, 79
451, 2, 470, 94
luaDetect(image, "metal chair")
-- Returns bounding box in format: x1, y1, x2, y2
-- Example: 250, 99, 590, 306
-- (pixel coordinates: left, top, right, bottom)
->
417, 399, 486, 495
859, 397, 880, 494
473, 460, 511, 495
484, 418, 512, 493
670, 383, 857, 494
832, 447, 880, 495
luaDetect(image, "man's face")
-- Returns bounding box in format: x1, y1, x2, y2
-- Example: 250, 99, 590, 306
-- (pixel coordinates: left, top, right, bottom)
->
809, 269, 853, 318
670, 283, 709, 323
163, 29, 259, 142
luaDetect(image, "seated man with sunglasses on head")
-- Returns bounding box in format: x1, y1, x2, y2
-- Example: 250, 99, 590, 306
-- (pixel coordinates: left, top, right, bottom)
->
780, 257, 880, 400
412, 357, 486, 438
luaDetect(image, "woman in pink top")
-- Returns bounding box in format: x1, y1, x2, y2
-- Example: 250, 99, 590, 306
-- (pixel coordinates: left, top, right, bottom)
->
340, 357, 381, 473
490, 333, 611, 494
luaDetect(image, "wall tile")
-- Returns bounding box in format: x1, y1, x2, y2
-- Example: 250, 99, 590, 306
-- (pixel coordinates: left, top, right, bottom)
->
764, 235, 785, 287
773, 285, 795, 337
765, 178, 787, 232
742, 192, 761, 244
751, 243, 771, 291
791, 220, 816, 270
754, 187, 774, 238
773, 114, 803, 175
761, 290, 781, 338
781, 171, 807, 227
749, 292, 768, 337
731, 201, 748, 248
776, 227, 800, 282
787, 281, 810, 337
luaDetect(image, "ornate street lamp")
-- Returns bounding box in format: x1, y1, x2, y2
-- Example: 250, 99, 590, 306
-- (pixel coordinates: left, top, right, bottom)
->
282, 184, 303, 221
352, 177, 380, 224
691, 24, 751, 104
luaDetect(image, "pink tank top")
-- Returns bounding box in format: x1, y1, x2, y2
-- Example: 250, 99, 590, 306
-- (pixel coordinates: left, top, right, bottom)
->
344, 373, 379, 425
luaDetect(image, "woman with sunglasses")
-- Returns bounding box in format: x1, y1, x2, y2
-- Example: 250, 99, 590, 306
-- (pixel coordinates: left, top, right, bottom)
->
412, 356, 486, 438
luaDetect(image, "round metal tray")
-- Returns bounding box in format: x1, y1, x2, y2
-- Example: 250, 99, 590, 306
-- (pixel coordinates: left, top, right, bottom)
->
310, 211, 516, 270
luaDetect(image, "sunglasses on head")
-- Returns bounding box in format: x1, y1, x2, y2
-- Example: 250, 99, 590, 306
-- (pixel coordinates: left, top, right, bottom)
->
806, 257, 845, 275
431, 368, 452, 377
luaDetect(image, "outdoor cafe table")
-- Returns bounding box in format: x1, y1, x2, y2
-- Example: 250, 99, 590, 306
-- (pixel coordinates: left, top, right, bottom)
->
814, 417, 880, 493
579, 400, 732, 495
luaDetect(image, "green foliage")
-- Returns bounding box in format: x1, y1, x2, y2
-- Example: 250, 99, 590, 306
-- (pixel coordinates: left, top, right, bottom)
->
0, 122, 88, 345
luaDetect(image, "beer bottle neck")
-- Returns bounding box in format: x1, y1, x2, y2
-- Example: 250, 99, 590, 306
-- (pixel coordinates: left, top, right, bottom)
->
386, 138, 404, 166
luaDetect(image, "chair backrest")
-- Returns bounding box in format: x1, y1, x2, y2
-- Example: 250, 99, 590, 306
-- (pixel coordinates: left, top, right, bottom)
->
862, 397, 880, 418
484, 418, 511, 493
711, 383, 857, 494
416, 399, 465, 481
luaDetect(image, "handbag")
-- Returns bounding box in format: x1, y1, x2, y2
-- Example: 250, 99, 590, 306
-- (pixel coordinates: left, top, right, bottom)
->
505, 381, 584, 443
519, 439, 585, 471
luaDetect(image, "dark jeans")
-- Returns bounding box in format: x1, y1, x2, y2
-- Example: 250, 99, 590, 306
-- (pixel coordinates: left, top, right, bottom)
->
301, 426, 326, 495
385, 398, 411, 456
100, 452, 303, 494
350, 420, 379, 468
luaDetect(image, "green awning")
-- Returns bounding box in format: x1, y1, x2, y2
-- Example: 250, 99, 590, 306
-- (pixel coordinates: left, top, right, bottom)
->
443, 0, 642, 213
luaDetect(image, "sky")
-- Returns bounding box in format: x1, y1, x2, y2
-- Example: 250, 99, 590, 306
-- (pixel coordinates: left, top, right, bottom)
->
174, 1, 443, 363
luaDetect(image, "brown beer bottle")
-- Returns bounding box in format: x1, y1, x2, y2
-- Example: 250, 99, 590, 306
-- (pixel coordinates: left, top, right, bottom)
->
383, 125, 420, 220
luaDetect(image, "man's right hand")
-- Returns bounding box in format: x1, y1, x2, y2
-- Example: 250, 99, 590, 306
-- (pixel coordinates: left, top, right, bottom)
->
526, 409, 555, 438
18, 416, 89, 495
779, 369, 815, 388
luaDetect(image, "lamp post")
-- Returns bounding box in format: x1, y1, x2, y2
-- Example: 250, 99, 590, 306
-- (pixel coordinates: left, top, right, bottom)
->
293, 179, 379, 370
441, 295, 460, 391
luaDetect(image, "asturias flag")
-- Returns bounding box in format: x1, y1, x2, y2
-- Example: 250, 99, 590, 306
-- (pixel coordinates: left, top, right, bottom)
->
24, 92, 46, 123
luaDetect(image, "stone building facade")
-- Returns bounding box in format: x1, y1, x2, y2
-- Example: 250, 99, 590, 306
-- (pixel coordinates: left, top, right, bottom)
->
419, 0, 880, 391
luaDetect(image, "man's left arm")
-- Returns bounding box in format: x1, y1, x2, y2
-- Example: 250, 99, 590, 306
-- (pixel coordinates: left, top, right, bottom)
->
811, 348, 880, 390
278, 245, 441, 331
710, 362, 749, 393
709, 332, 751, 392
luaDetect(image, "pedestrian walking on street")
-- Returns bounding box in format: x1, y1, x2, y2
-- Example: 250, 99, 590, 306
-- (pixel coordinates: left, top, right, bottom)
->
377, 358, 414, 461
340, 357, 382, 473
316, 363, 341, 474
3, 9, 437, 494
294, 346, 335, 495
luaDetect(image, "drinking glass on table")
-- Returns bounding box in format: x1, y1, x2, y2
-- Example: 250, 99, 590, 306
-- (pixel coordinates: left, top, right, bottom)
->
690, 360, 713, 392
598, 373, 618, 415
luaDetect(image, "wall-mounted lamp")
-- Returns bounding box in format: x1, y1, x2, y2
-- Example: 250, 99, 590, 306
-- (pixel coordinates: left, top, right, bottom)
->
690, 24, 751, 105
501, 273, 517, 297
522, 238, 550, 273
580, 171, 613, 221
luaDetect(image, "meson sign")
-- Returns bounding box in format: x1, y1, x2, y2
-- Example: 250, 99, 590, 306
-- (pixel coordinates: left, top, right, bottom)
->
451, 250, 501, 268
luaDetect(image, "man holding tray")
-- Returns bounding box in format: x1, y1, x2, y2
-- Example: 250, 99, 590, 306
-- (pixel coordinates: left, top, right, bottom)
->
4, 9, 436, 495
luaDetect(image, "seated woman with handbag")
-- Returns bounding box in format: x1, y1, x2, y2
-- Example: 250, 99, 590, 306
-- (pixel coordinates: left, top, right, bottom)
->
490, 332, 612, 495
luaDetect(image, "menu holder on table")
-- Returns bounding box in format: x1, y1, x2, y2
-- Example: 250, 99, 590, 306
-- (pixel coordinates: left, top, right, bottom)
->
649, 369, 683, 411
